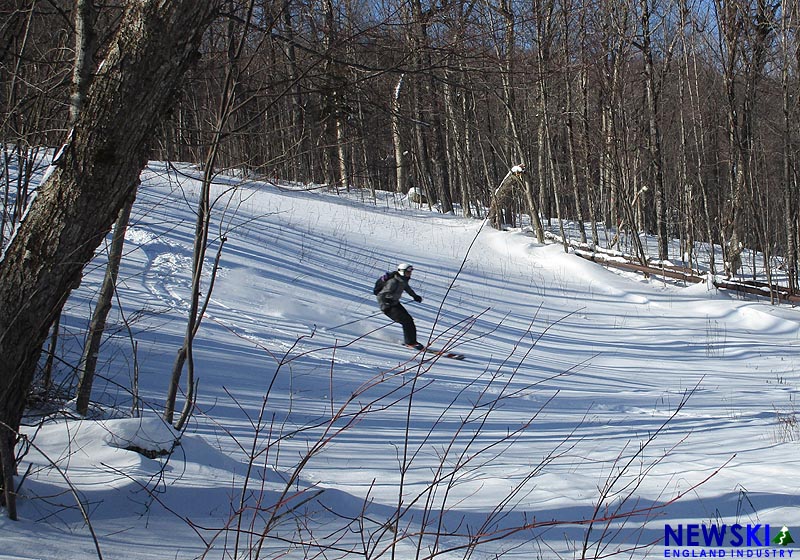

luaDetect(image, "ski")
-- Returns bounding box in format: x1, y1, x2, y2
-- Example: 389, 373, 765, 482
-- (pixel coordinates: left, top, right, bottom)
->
403, 344, 465, 361
428, 348, 466, 360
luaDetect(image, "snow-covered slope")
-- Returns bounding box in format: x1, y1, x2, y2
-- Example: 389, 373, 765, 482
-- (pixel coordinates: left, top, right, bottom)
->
3, 163, 799, 559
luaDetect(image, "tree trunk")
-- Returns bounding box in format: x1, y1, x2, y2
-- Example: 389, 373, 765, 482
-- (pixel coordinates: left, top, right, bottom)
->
577, 8, 599, 247
563, 46, 587, 242
780, 0, 798, 292
336, 115, 349, 191
494, 0, 544, 240
535, 25, 568, 251
164, 163, 214, 426
75, 184, 137, 417
460, 88, 476, 218
443, 77, 468, 215
281, 0, 307, 183
48, 0, 98, 409
429, 104, 453, 213
715, 0, 760, 277
165, 0, 255, 428
537, 118, 550, 227
640, 0, 669, 260
412, 95, 434, 201
391, 74, 408, 193
0, 0, 222, 519
682, 1, 716, 273
69, 0, 96, 125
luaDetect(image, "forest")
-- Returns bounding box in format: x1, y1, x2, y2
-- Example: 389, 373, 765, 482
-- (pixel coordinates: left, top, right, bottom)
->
5, 0, 800, 287
1, 0, 799, 527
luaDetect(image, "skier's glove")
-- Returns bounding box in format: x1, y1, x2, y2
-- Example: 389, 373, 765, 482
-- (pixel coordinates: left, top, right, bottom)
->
413, 295, 422, 303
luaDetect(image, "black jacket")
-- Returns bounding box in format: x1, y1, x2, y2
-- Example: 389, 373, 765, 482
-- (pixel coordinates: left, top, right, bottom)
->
376, 272, 420, 310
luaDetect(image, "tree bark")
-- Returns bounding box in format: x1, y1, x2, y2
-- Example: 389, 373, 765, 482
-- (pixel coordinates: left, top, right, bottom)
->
0, 0, 222, 519
781, 0, 799, 292
69, 0, 96, 125
392, 74, 407, 193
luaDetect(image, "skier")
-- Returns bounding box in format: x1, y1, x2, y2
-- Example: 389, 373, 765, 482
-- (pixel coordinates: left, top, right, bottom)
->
375, 263, 424, 350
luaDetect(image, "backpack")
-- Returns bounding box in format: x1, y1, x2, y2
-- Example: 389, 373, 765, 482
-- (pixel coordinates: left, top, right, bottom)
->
372, 271, 394, 295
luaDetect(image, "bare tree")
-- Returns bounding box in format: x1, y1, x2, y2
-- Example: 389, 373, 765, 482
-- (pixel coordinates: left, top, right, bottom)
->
562, 0, 589, 245
164, 0, 259, 430
75, 185, 137, 417
639, 0, 670, 261
0, 0, 223, 520
392, 74, 409, 193
779, 0, 800, 292
486, 0, 545, 239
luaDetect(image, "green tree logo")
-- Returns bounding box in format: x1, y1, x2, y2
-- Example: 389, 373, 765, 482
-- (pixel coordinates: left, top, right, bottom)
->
772, 526, 795, 546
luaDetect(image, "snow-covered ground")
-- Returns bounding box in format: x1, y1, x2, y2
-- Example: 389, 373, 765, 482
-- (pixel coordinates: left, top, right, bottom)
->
2, 162, 799, 559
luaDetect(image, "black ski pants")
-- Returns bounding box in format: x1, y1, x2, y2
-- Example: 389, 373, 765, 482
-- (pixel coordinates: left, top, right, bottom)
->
383, 303, 417, 345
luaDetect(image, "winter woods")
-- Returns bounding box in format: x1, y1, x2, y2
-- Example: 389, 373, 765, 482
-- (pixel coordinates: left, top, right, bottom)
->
2, 0, 800, 520
5, 0, 800, 281
150, 0, 800, 288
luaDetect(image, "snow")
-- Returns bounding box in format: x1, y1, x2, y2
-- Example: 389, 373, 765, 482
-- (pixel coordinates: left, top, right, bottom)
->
2, 161, 800, 559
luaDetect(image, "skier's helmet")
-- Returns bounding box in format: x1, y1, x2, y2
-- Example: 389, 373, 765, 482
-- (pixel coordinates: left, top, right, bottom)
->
397, 263, 414, 275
